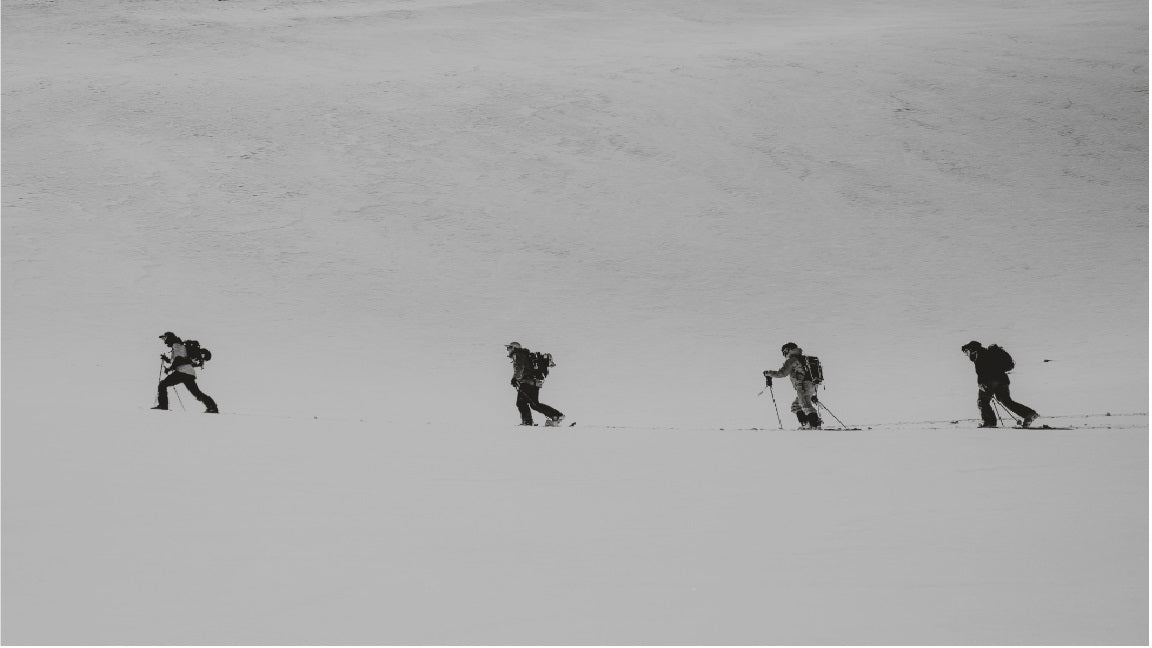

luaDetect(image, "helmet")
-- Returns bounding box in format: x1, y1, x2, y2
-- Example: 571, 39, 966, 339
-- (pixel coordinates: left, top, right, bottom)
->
159, 332, 179, 344
505, 341, 521, 350
960, 340, 982, 354
781, 342, 799, 356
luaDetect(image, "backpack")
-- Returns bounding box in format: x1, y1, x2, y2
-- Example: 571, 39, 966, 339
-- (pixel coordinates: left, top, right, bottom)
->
527, 351, 555, 381
804, 355, 824, 384
985, 344, 1014, 373
183, 339, 213, 368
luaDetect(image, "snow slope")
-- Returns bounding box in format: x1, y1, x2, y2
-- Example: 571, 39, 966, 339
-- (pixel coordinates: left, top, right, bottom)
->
2, 0, 1148, 643
2, 411, 1147, 645
2, 0, 1147, 426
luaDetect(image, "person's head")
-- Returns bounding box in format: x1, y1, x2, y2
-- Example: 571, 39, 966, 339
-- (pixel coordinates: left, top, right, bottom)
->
961, 340, 982, 358
159, 332, 180, 346
781, 342, 800, 357
505, 341, 521, 357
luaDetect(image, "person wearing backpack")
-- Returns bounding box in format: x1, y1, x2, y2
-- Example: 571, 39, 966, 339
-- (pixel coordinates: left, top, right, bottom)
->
506, 341, 564, 426
153, 332, 219, 413
764, 342, 822, 429
961, 340, 1037, 428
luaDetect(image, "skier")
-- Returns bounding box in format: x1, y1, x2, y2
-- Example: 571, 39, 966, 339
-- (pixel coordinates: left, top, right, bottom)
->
506, 341, 564, 426
764, 342, 822, 429
153, 332, 219, 413
961, 340, 1038, 428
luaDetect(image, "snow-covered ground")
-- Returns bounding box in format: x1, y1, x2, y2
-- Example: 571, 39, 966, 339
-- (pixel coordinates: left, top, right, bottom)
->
2, 410, 1147, 645
3, 0, 1147, 643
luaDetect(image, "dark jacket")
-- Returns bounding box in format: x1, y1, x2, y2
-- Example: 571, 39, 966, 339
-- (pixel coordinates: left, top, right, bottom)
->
510, 348, 537, 384
971, 349, 1009, 386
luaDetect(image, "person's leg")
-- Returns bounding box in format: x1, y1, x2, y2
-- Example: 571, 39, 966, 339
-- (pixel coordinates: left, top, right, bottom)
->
977, 385, 997, 426
515, 384, 534, 424
182, 377, 218, 412
531, 397, 562, 421
522, 383, 561, 421
155, 373, 183, 409
796, 383, 822, 428
992, 384, 1037, 423
790, 399, 807, 427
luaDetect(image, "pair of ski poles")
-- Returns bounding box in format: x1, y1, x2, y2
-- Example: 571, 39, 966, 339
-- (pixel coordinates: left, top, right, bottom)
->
991, 397, 1019, 427
758, 376, 848, 430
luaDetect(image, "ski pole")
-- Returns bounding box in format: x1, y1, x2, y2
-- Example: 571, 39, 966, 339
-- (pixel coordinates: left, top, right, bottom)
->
815, 398, 850, 429
992, 397, 1018, 426
763, 376, 784, 430
155, 358, 166, 407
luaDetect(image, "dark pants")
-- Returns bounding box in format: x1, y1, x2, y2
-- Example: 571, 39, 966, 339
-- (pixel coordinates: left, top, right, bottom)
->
158, 372, 218, 411
515, 382, 561, 424
978, 381, 1035, 425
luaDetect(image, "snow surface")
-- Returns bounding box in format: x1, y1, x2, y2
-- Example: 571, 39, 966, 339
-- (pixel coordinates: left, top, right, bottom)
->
2, 0, 1148, 643
2, 412, 1148, 644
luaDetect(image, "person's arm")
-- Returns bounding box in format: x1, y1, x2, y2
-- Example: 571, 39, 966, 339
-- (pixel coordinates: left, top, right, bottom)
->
510, 351, 522, 385
764, 357, 795, 379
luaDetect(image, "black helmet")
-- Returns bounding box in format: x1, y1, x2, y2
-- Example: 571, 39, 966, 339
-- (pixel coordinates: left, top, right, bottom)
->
159, 332, 180, 344
781, 342, 799, 356
960, 340, 982, 354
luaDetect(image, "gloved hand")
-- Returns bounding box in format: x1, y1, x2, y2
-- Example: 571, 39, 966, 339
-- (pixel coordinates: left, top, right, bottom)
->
763, 372, 772, 386
161, 354, 169, 361
164, 366, 174, 374
510, 378, 517, 387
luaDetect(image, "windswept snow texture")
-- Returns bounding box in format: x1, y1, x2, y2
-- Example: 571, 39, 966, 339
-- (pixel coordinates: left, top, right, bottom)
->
3, 0, 1148, 644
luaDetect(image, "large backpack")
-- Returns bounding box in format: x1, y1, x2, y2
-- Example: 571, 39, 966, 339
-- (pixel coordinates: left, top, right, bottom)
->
183, 339, 213, 368
985, 344, 1014, 373
803, 355, 824, 384
527, 351, 555, 381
